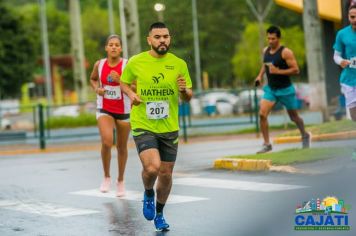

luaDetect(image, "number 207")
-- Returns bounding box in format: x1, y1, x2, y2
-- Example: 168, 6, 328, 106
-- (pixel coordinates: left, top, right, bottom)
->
150, 107, 164, 115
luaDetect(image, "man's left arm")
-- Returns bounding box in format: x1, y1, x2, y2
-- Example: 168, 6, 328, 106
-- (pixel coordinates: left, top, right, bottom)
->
269, 48, 300, 76
177, 61, 193, 102
177, 75, 193, 102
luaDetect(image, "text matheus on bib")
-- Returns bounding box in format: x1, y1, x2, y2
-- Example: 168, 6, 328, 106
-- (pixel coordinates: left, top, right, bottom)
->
121, 52, 192, 133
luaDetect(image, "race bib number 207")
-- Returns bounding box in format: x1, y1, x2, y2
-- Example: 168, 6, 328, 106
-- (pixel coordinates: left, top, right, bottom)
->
146, 101, 169, 119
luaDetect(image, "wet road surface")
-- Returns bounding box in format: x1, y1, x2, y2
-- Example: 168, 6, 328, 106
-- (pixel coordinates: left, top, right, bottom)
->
0, 137, 355, 236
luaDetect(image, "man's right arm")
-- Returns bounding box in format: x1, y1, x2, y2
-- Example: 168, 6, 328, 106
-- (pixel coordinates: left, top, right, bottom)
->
333, 31, 350, 68
254, 47, 267, 87
120, 63, 142, 106
254, 65, 265, 87
121, 82, 141, 106
333, 50, 350, 68
89, 60, 105, 96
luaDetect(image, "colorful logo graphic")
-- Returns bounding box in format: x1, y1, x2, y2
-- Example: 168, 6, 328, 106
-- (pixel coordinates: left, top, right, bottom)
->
107, 75, 114, 83
152, 73, 165, 84
294, 196, 351, 231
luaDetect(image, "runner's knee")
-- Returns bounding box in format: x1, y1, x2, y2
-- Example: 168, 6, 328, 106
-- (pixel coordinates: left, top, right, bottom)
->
259, 112, 268, 120
350, 108, 356, 121
144, 166, 160, 177
351, 113, 356, 121
116, 147, 127, 156
289, 115, 299, 123
159, 170, 172, 181
102, 139, 113, 149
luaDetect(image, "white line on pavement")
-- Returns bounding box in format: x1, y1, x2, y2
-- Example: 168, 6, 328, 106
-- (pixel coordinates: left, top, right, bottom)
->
174, 177, 309, 192
70, 189, 209, 204
0, 200, 99, 217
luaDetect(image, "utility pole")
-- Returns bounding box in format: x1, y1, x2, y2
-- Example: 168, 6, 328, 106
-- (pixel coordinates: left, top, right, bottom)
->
39, 0, 53, 105
108, 0, 115, 34
119, 0, 128, 58
69, 0, 88, 103
120, 0, 141, 57
302, 0, 329, 121
246, 0, 273, 63
192, 0, 202, 93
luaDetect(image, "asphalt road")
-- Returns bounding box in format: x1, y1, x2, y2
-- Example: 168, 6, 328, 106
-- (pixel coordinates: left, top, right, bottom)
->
0, 137, 355, 236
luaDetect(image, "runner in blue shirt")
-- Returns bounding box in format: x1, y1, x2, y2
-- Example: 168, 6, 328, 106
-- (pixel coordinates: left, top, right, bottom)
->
333, 4, 356, 121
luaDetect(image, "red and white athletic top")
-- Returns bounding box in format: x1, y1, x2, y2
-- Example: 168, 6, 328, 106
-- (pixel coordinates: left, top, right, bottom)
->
97, 58, 131, 114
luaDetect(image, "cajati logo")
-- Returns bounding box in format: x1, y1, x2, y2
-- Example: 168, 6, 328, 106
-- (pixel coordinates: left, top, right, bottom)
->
294, 196, 351, 231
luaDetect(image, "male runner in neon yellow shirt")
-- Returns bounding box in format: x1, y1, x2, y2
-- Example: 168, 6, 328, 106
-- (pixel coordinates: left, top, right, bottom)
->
120, 22, 193, 231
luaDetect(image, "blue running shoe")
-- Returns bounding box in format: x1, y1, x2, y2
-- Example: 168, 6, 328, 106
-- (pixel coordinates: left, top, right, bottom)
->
142, 193, 155, 221
154, 213, 170, 231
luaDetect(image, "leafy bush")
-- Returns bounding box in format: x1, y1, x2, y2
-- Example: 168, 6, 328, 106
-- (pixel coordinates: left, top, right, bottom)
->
46, 113, 96, 129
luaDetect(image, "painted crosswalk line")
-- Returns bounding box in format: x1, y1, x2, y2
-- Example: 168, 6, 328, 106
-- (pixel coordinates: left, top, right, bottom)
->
70, 189, 209, 204
174, 177, 308, 192
0, 200, 99, 217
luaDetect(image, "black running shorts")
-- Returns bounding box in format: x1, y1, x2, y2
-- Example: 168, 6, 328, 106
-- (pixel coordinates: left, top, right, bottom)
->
133, 129, 179, 162
98, 109, 130, 121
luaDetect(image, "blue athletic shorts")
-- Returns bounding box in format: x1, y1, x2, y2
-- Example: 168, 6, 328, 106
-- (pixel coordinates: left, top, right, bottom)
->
262, 85, 298, 110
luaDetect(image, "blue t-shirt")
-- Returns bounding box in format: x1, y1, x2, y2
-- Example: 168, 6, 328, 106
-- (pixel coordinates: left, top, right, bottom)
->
333, 25, 356, 86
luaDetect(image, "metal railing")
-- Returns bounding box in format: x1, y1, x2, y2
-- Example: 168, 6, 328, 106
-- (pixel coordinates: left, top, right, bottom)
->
179, 88, 260, 142
0, 88, 261, 149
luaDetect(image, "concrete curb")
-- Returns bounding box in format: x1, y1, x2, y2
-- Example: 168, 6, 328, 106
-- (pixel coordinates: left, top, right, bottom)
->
213, 159, 305, 173
273, 130, 356, 144
214, 158, 272, 171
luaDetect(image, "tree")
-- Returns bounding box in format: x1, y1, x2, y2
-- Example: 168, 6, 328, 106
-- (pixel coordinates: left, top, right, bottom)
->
137, 0, 249, 88
3, 1, 114, 96
0, 0, 305, 98
231, 22, 305, 86
0, 3, 36, 98
17, 2, 73, 90
266, 4, 303, 28
81, 3, 115, 65
231, 23, 261, 86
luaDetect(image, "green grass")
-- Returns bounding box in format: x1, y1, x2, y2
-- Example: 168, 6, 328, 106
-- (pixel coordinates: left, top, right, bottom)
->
278, 120, 355, 137
185, 123, 298, 137
225, 147, 352, 165
236, 123, 298, 134
46, 113, 96, 129
188, 119, 354, 138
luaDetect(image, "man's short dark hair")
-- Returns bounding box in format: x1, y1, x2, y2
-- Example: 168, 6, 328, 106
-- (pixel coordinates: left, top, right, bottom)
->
266, 25, 281, 38
149, 22, 167, 33
349, 3, 356, 11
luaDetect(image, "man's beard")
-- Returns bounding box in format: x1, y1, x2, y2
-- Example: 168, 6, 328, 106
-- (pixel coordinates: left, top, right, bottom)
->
152, 44, 170, 55
269, 43, 276, 48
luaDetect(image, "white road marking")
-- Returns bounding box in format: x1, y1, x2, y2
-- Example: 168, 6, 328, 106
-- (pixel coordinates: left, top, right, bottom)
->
70, 189, 208, 204
0, 200, 99, 217
174, 177, 308, 192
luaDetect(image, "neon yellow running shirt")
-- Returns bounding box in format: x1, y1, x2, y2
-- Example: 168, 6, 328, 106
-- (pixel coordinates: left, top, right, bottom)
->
121, 51, 192, 134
